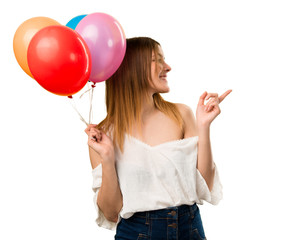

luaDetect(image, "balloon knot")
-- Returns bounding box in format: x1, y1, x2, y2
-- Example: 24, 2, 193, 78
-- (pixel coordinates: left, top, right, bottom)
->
91, 83, 96, 88
68, 95, 73, 99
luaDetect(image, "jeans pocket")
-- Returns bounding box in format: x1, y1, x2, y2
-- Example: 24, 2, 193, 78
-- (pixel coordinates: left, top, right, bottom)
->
115, 216, 149, 240
191, 207, 206, 239
192, 228, 207, 240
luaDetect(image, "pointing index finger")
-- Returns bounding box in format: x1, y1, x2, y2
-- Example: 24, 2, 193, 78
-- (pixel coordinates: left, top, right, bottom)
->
218, 89, 232, 103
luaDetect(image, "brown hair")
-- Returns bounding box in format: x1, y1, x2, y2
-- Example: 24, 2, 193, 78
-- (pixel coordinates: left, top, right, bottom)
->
96, 37, 184, 153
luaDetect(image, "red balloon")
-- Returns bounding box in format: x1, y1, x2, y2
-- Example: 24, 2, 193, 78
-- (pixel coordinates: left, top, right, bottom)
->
27, 25, 91, 96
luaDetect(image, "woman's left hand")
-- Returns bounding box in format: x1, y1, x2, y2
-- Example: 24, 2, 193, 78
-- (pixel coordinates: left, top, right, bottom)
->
196, 89, 232, 128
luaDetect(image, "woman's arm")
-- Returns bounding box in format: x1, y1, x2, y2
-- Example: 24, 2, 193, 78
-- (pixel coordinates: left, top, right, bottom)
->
177, 89, 231, 191
195, 125, 215, 191
178, 103, 215, 191
89, 147, 123, 222
86, 126, 123, 222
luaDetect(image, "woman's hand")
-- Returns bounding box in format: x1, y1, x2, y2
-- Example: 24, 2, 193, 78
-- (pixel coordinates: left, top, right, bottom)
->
84, 124, 115, 164
196, 90, 232, 128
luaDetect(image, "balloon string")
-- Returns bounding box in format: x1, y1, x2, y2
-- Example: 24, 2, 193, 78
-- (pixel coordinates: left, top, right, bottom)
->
89, 83, 96, 124
68, 82, 96, 126
79, 85, 92, 98
68, 96, 88, 126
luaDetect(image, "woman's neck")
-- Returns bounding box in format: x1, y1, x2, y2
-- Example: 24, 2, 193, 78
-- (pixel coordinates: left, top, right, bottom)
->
131, 92, 158, 136
141, 93, 156, 121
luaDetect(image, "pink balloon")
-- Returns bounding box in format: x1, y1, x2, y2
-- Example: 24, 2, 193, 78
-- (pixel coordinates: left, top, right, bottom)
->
76, 13, 126, 83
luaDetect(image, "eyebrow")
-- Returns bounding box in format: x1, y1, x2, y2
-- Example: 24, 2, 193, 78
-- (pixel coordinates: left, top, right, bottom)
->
152, 53, 165, 59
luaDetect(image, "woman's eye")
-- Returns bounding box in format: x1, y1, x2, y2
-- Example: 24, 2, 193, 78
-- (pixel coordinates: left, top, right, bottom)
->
152, 58, 164, 63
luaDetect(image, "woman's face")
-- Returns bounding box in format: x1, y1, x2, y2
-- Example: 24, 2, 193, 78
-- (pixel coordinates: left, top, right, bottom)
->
149, 45, 171, 94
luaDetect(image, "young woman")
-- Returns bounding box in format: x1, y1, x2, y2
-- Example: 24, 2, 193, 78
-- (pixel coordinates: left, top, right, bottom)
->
85, 37, 231, 239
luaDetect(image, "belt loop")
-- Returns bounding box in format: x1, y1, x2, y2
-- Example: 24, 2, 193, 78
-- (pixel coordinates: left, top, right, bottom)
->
145, 211, 149, 225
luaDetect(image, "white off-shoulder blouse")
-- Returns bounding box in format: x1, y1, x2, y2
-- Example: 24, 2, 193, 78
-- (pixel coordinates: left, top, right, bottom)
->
91, 133, 223, 231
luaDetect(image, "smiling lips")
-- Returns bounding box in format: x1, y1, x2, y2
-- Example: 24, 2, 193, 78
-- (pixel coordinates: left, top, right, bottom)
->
160, 74, 167, 80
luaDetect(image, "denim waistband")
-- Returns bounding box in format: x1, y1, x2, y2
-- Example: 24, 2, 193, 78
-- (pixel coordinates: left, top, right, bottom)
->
132, 202, 198, 219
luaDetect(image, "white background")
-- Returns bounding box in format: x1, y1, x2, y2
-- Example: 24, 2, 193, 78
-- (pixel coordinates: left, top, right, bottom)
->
1, 0, 294, 239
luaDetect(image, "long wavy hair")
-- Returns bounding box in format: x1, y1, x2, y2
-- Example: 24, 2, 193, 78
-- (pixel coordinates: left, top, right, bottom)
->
96, 37, 184, 153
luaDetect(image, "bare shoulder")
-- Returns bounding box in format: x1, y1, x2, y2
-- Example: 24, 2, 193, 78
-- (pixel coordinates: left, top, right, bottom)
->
174, 103, 195, 121
175, 103, 198, 138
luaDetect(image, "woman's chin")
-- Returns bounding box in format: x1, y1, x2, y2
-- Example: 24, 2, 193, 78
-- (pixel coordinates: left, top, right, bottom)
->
159, 87, 170, 93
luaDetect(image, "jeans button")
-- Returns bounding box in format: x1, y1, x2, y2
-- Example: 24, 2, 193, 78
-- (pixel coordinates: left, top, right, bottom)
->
168, 223, 177, 228
170, 210, 176, 216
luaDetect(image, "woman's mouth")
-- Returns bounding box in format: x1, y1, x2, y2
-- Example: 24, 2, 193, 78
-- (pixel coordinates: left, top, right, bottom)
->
160, 75, 167, 81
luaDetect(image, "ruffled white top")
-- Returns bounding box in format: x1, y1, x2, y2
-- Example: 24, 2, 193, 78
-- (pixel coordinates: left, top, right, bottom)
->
91, 133, 223, 231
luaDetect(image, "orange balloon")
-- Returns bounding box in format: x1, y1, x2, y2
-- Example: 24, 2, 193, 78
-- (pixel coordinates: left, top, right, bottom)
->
13, 17, 61, 78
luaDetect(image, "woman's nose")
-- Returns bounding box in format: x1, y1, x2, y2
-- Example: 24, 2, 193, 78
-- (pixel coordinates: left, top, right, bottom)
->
164, 63, 171, 72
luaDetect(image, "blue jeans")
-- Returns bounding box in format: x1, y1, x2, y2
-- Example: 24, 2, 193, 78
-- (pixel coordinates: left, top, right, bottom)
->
114, 203, 206, 240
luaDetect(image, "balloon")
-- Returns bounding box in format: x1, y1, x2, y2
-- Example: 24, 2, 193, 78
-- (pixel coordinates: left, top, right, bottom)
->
27, 25, 91, 96
13, 17, 61, 78
66, 14, 87, 30
76, 12, 126, 83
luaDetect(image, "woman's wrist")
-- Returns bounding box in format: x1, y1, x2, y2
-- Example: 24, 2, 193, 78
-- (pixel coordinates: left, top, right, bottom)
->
101, 157, 116, 168
197, 122, 210, 136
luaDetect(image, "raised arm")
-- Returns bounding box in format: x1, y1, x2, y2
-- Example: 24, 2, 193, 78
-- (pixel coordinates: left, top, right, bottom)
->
177, 103, 215, 191
195, 90, 232, 190
177, 89, 231, 191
